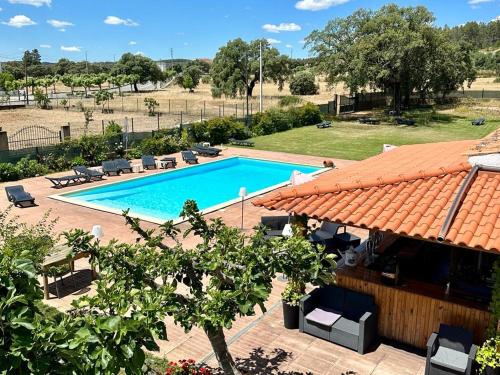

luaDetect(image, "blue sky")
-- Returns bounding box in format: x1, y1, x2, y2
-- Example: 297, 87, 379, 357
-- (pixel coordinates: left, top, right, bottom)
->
0, 0, 499, 63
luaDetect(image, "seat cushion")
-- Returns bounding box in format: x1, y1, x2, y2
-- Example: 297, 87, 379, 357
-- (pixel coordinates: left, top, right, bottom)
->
305, 307, 342, 327
430, 347, 468, 373
331, 317, 360, 350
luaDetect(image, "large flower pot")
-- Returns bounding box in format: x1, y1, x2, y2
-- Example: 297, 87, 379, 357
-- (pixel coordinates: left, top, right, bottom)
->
282, 301, 299, 329
484, 366, 500, 375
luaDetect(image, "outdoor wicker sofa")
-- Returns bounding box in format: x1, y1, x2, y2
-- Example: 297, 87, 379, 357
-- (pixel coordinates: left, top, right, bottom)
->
299, 285, 377, 354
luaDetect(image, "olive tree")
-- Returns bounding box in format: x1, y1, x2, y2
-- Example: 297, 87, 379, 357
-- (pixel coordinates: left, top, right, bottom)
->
210, 38, 290, 99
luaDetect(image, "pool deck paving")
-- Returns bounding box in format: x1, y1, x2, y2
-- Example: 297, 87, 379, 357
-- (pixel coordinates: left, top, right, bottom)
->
0, 147, 426, 374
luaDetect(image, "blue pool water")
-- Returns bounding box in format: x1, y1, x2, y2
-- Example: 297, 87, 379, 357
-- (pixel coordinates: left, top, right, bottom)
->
62, 157, 321, 222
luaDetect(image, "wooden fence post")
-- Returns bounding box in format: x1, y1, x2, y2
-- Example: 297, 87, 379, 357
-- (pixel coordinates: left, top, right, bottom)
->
101, 120, 105, 134
131, 117, 134, 133
185, 99, 188, 113
169, 99, 171, 114
180, 111, 183, 125
222, 102, 225, 117
136, 98, 139, 111
157, 113, 160, 130
200, 109, 203, 122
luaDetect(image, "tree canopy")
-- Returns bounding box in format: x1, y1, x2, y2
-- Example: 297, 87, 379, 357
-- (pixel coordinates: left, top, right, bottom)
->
306, 4, 477, 111
110, 53, 163, 92
210, 38, 291, 98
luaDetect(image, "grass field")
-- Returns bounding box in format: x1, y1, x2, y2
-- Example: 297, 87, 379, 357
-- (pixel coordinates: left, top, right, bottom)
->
248, 101, 500, 160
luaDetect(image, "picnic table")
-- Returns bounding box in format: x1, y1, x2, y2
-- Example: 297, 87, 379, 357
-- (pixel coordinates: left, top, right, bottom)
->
42, 245, 95, 299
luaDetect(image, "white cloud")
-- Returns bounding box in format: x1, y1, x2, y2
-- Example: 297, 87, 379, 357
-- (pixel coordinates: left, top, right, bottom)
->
299, 39, 306, 44
295, 0, 350, 11
134, 51, 144, 56
40, 44, 51, 48
129, 41, 137, 45
0, 7, 2, 11
47, 19, 73, 31
266, 38, 281, 44
468, 0, 494, 4
2, 14, 36, 28
262, 22, 301, 33
286, 44, 293, 48
61, 45, 81, 52
104, 16, 138, 26
493, 15, 500, 22
8, 0, 50, 6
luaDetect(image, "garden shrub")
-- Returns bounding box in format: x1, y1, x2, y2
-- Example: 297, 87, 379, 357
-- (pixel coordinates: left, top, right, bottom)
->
73, 135, 110, 166
139, 129, 188, 156
104, 121, 122, 136
295, 102, 322, 127
252, 108, 291, 135
0, 163, 20, 182
16, 157, 50, 179
190, 117, 248, 145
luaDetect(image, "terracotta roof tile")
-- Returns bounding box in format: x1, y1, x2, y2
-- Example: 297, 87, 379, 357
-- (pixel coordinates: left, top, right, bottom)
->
254, 140, 500, 253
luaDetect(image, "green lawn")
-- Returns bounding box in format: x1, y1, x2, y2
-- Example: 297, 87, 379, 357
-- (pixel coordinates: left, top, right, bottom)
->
248, 109, 500, 160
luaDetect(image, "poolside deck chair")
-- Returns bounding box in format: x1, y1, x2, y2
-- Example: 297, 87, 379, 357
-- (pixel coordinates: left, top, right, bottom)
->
191, 144, 222, 157
141, 155, 157, 170
5, 185, 35, 207
46, 175, 88, 188
114, 159, 133, 173
316, 121, 332, 128
73, 165, 105, 181
181, 150, 199, 164
396, 118, 416, 126
102, 161, 120, 176
472, 117, 485, 126
229, 138, 255, 147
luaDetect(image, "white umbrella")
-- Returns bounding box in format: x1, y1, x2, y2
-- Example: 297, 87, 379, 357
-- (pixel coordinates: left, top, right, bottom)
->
290, 170, 315, 186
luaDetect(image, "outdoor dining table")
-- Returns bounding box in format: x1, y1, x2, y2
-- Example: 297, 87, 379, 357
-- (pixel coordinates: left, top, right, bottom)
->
41, 245, 95, 300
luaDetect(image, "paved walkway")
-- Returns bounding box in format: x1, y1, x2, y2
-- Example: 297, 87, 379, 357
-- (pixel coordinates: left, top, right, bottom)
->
0, 148, 426, 373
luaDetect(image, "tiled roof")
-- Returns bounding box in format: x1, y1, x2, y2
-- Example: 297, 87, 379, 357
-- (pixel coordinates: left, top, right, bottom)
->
467, 129, 500, 156
253, 140, 500, 253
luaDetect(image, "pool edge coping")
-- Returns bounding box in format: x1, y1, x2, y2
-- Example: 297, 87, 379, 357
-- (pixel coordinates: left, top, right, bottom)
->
48, 155, 329, 226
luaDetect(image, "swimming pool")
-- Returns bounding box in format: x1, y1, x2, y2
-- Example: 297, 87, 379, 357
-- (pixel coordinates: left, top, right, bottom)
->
53, 157, 322, 223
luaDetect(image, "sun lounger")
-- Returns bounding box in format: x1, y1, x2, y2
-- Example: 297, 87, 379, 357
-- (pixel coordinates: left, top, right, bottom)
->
472, 118, 485, 126
191, 144, 222, 157
316, 121, 332, 128
396, 118, 416, 126
73, 165, 105, 181
141, 155, 157, 170
5, 185, 35, 207
102, 161, 120, 176
114, 159, 133, 173
46, 175, 88, 188
181, 150, 199, 164
359, 117, 380, 125
228, 138, 255, 147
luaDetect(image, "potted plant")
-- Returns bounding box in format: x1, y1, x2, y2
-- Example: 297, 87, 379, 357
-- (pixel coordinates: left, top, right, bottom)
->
275, 226, 336, 329
281, 280, 305, 329
476, 337, 500, 375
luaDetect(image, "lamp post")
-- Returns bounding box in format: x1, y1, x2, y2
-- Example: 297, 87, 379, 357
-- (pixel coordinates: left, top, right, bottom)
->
238, 187, 247, 230
90, 225, 103, 279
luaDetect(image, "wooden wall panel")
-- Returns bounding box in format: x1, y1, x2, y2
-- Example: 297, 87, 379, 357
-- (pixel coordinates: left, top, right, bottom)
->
337, 273, 492, 349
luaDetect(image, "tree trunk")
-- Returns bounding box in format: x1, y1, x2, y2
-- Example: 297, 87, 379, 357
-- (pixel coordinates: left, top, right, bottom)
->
206, 327, 241, 375
247, 75, 259, 98
393, 82, 401, 115
133, 83, 138, 92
